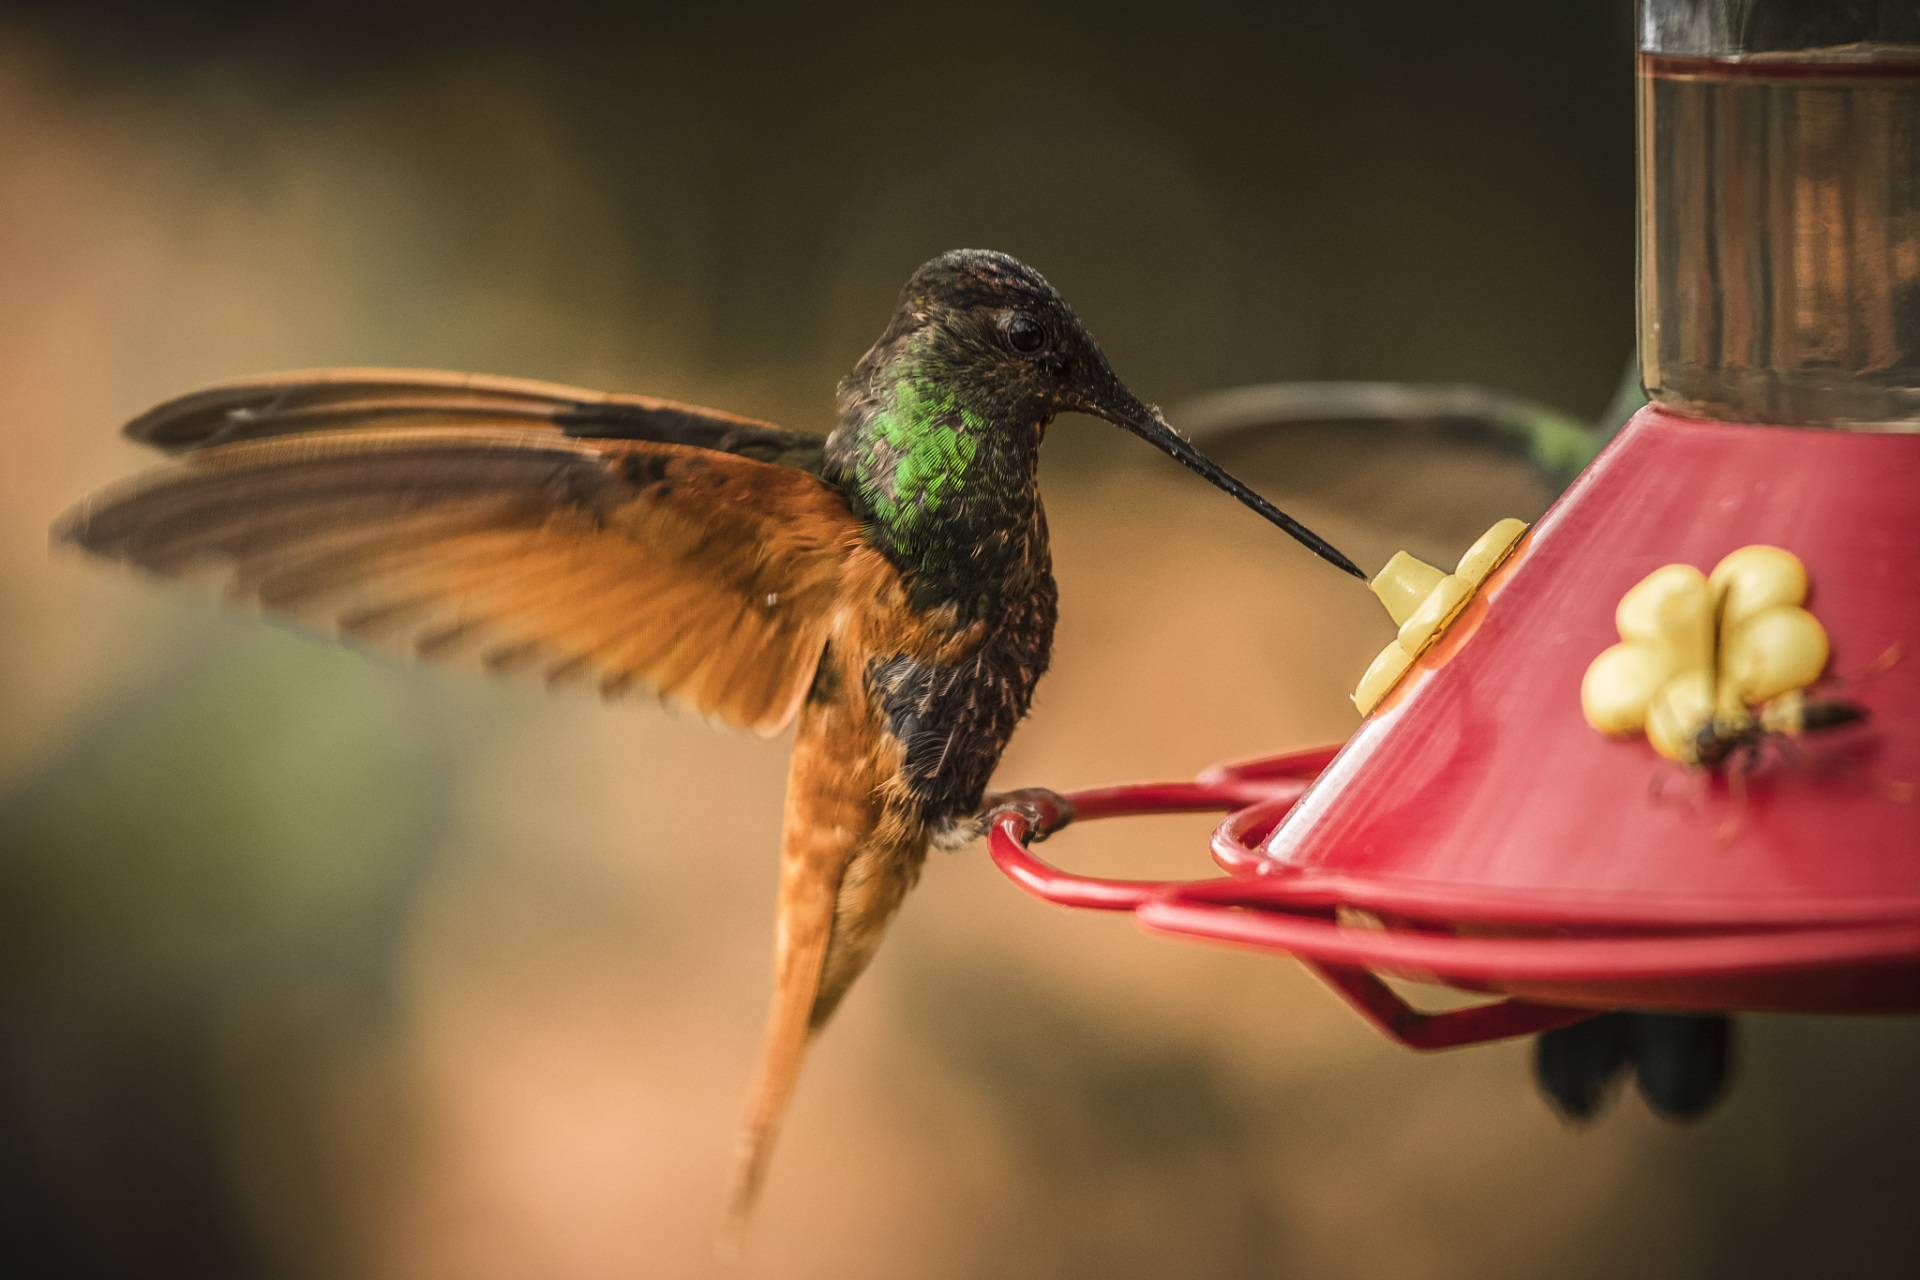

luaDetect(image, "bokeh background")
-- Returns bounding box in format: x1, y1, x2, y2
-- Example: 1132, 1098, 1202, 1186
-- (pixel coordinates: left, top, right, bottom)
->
1, 2, 1915, 1277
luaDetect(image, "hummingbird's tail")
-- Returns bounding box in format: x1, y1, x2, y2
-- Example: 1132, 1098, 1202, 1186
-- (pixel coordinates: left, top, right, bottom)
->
721, 703, 926, 1248
722, 863, 833, 1249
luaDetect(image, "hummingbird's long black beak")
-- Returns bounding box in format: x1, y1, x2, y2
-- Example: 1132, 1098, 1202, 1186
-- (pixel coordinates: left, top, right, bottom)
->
1082, 376, 1368, 580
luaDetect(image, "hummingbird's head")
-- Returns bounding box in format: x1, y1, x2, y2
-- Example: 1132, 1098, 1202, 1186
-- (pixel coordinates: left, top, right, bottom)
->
848, 249, 1364, 578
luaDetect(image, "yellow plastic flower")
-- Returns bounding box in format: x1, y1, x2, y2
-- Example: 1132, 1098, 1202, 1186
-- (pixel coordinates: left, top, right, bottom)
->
1581, 546, 1829, 762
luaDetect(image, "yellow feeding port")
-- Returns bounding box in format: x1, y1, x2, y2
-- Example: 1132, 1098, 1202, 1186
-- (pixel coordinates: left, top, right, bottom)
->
1353, 518, 1530, 716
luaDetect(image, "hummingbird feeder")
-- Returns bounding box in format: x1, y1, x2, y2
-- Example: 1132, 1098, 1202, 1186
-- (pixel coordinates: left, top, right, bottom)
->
991, 0, 1920, 1047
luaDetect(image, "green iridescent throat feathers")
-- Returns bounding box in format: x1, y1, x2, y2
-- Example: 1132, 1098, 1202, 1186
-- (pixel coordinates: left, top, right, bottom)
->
862, 374, 982, 531
833, 330, 1048, 614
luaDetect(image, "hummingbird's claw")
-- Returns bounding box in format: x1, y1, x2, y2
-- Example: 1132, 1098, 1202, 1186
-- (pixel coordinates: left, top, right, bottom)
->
981, 787, 1077, 843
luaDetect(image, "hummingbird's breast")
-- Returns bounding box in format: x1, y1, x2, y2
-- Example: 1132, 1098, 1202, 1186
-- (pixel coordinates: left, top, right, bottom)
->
865, 563, 1059, 832
821, 364, 1060, 833
804, 497, 1057, 840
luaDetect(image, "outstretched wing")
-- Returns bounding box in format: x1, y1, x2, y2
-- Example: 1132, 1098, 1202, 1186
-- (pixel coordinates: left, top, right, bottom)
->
55, 426, 860, 736
123, 367, 828, 474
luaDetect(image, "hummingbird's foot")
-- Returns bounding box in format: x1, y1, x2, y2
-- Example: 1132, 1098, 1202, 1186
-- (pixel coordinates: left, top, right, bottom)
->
980, 787, 1077, 844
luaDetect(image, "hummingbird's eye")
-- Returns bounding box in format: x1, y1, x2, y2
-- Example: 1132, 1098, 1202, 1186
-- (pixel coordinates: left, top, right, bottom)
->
1005, 314, 1045, 354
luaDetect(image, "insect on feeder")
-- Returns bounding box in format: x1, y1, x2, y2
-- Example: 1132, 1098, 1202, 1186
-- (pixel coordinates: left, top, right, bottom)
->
990, 0, 1920, 1048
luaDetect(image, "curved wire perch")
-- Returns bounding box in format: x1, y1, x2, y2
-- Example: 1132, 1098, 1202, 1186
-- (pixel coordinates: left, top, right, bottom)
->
984, 748, 1604, 1050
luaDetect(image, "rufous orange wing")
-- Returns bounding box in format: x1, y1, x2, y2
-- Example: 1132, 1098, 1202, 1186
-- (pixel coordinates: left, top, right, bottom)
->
55, 370, 937, 1243
56, 414, 855, 737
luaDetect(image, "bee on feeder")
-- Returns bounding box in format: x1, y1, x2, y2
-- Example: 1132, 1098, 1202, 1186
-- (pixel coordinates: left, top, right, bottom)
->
1682, 686, 1869, 773
1675, 584, 1873, 784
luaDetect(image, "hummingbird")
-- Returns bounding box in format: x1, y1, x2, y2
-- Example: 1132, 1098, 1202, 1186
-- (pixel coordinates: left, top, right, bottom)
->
53, 249, 1364, 1234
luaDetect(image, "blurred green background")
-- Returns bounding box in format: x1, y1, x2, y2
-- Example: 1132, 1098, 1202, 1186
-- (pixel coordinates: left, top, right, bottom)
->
0, 2, 1914, 1277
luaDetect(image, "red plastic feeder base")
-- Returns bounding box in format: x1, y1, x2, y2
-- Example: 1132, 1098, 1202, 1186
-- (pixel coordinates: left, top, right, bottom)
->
991, 746, 1920, 1049
991, 408, 1920, 1048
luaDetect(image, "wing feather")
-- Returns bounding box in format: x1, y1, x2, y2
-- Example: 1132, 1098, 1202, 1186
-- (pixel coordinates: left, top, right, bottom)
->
123, 367, 826, 473
56, 426, 862, 736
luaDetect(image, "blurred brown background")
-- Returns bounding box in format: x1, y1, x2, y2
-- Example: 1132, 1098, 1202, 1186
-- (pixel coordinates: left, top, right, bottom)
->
0, 2, 1914, 1277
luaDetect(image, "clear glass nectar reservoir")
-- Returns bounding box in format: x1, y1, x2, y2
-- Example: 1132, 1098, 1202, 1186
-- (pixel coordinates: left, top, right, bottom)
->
1637, 2, 1920, 426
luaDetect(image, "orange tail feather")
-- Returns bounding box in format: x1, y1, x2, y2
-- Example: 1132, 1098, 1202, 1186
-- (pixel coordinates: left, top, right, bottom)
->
721, 696, 928, 1248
